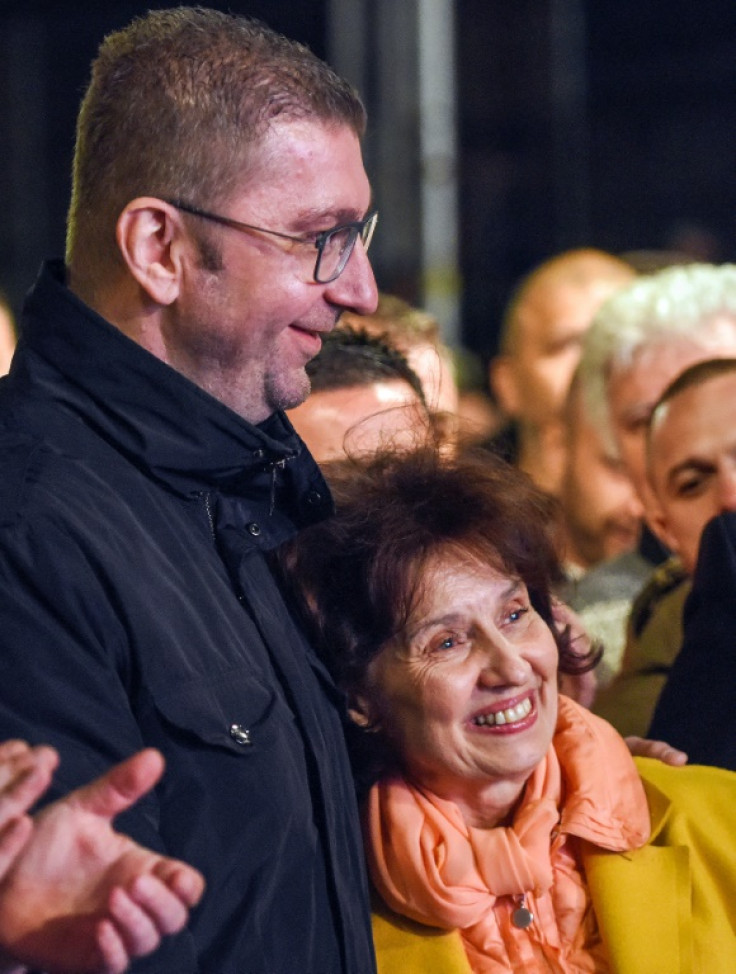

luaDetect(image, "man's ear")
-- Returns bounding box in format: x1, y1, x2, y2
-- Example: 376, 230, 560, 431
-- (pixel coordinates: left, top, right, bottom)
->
488, 354, 520, 418
116, 198, 184, 306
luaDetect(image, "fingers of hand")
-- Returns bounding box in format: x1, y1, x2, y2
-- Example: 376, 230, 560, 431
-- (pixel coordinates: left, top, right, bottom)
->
0, 739, 34, 764
106, 882, 167, 959
69, 750, 165, 821
0, 814, 33, 876
108, 869, 193, 956
625, 735, 689, 766
151, 858, 205, 908
559, 670, 597, 709
95, 917, 134, 974
665, 746, 688, 766
0, 746, 58, 825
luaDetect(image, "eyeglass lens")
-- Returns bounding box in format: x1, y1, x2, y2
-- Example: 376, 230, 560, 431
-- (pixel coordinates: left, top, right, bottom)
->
315, 214, 377, 283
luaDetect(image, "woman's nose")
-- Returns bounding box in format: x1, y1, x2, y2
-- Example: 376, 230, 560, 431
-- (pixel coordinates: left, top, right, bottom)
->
476, 637, 531, 689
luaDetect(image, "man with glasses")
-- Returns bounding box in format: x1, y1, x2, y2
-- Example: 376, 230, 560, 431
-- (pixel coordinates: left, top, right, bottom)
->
0, 8, 378, 973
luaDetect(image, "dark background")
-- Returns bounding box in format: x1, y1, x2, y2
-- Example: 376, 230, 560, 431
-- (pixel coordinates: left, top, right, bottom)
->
1, 0, 735, 367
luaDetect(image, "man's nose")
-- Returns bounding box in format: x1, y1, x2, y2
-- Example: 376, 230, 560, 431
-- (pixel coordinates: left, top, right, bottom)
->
624, 485, 646, 521
323, 238, 378, 315
718, 468, 736, 513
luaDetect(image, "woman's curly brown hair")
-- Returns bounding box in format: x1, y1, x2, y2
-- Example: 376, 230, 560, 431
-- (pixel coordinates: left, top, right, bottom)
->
276, 445, 599, 789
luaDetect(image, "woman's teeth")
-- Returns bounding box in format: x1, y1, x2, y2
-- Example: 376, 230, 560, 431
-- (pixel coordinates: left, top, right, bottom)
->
472, 697, 532, 727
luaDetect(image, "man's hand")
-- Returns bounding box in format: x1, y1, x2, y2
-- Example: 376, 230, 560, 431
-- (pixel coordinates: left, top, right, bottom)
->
625, 736, 688, 766
558, 669, 597, 710
0, 740, 58, 878
0, 748, 205, 974
552, 600, 598, 709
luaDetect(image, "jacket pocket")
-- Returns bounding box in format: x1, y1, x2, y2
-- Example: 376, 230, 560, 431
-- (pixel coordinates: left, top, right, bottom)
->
150, 668, 289, 754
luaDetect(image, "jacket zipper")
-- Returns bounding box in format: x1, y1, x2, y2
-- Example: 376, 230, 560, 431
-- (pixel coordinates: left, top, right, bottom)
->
269, 458, 287, 516
200, 453, 292, 533
202, 491, 215, 539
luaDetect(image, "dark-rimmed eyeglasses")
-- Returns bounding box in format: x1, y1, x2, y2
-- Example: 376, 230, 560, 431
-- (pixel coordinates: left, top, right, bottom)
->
164, 198, 378, 284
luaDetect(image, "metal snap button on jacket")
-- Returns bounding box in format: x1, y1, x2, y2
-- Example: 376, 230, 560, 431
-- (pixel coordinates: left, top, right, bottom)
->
229, 724, 252, 745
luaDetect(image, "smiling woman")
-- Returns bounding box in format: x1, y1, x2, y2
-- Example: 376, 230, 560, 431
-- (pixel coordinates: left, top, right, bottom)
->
356, 552, 561, 830
277, 446, 736, 973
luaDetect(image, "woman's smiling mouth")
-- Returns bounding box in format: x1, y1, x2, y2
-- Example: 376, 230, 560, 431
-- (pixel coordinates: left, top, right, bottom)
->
470, 695, 534, 728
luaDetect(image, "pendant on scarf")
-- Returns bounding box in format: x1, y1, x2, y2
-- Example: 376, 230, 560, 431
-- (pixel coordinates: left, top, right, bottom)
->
511, 894, 534, 930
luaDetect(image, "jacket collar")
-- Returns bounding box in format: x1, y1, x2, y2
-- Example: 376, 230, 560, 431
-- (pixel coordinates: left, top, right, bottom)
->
14, 261, 332, 529
554, 697, 650, 851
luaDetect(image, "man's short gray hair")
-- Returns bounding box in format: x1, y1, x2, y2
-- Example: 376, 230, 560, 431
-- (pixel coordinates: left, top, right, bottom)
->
66, 7, 366, 284
578, 262, 736, 447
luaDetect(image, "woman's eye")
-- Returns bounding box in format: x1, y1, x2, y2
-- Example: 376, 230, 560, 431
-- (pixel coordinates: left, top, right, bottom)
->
506, 606, 529, 625
429, 632, 465, 653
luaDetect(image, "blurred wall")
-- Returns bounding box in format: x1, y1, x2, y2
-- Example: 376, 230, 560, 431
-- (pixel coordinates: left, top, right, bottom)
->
458, 0, 736, 362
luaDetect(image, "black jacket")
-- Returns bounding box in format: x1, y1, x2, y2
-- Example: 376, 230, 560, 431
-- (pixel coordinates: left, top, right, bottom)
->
0, 262, 377, 973
649, 510, 736, 771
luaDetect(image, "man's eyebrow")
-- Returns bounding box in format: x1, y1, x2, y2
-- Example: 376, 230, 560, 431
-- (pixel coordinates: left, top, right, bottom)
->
291, 203, 374, 229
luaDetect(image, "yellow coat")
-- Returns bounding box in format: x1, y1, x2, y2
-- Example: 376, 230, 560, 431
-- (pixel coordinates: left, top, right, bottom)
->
372, 759, 736, 973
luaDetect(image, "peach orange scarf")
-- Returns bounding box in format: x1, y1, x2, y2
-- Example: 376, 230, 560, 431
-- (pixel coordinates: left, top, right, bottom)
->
366, 697, 650, 973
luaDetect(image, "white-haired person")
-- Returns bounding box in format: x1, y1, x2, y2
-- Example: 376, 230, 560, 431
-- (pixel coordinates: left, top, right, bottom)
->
573, 262, 736, 733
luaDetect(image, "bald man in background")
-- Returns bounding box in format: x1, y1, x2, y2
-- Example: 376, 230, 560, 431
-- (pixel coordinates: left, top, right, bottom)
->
647, 358, 736, 576
488, 248, 635, 495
